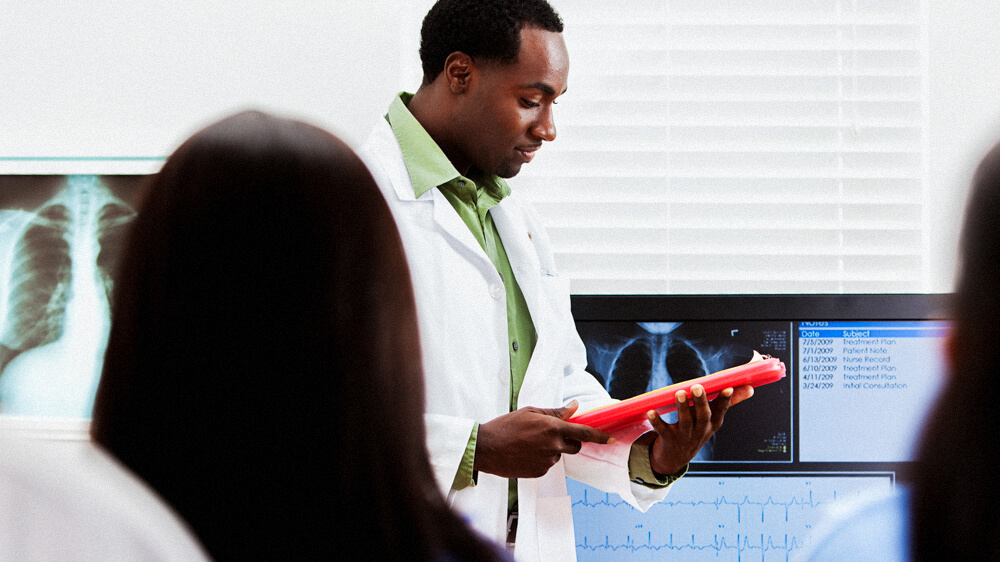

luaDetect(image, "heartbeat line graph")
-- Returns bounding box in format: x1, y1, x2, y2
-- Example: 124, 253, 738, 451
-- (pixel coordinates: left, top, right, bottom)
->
570, 474, 892, 561
578, 532, 804, 560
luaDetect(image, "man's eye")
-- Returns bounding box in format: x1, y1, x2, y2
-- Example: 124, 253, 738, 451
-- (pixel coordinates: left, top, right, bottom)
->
521, 99, 541, 108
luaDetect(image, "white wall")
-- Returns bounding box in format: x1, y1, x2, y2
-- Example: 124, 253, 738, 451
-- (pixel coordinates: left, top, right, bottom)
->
0, 1, 415, 162
3, 0, 999, 291
926, 0, 1000, 291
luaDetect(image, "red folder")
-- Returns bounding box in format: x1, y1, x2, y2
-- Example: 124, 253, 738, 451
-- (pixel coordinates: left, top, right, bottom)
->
570, 354, 786, 432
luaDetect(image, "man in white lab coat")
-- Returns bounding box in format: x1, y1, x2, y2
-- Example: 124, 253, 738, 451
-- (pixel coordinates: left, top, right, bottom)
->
360, 1, 752, 560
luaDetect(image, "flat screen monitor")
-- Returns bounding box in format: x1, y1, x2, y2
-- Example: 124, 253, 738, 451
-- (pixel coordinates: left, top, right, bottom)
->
568, 293, 950, 561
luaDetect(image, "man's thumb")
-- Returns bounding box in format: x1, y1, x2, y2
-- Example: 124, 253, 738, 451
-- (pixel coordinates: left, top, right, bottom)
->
557, 399, 580, 420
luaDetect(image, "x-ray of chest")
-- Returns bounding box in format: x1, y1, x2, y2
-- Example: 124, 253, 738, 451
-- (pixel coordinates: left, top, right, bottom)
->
0, 175, 145, 418
576, 320, 793, 463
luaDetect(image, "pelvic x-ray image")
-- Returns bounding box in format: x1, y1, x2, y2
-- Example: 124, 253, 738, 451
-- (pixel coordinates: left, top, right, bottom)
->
575, 320, 793, 462
0, 175, 145, 418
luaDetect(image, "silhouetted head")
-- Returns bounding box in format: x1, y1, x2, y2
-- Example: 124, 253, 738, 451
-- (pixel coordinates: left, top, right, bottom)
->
91, 111, 502, 561
911, 141, 1000, 560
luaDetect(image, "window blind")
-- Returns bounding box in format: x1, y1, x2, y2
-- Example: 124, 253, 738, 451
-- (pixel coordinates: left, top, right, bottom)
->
402, 0, 929, 294
531, 0, 929, 294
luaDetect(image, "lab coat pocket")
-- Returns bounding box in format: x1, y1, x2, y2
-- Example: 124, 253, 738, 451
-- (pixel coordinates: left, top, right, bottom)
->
535, 494, 576, 562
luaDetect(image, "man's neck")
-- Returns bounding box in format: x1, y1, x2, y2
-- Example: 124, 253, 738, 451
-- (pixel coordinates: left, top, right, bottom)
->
407, 84, 472, 176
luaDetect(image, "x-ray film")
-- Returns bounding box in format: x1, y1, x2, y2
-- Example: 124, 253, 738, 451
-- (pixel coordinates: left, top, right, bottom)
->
0, 175, 144, 418
576, 320, 794, 462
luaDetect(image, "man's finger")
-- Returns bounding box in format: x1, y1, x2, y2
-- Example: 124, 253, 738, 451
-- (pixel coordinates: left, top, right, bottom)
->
646, 409, 671, 436
558, 400, 580, 420
710, 387, 734, 427
561, 437, 583, 455
534, 400, 580, 420
674, 389, 693, 428
560, 421, 614, 445
690, 384, 712, 427
728, 385, 754, 407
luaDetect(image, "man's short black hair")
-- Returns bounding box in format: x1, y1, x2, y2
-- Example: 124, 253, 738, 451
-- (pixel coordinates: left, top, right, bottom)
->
419, 0, 564, 84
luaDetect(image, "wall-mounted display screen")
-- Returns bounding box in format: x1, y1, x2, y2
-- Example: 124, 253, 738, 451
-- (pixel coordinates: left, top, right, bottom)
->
570, 294, 949, 561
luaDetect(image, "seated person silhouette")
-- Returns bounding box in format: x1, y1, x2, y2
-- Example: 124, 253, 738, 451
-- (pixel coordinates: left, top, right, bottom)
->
89, 111, 509, 561
808, 140, 1000, 560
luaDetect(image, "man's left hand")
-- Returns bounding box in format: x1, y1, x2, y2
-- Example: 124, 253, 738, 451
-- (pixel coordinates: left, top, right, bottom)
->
646, 384, 754, 476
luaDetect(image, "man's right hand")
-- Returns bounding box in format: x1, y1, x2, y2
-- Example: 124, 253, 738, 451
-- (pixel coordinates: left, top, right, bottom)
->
473, 400, 614, 478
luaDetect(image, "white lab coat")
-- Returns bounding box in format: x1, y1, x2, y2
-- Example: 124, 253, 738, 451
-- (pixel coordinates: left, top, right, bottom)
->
0, 437, 209, 561
360, 120, 673, 562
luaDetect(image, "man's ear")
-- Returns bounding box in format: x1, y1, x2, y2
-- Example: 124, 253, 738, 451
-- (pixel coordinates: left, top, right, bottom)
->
443, 52, 474, 94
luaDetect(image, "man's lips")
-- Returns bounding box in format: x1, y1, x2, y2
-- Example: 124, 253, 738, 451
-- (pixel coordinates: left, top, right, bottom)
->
516, 145, 542, 162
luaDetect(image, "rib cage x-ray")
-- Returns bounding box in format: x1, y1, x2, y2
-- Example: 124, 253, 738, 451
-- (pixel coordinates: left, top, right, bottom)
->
576, 320, 793, 462
0, 175, 143, 418
581, 322, 751, 461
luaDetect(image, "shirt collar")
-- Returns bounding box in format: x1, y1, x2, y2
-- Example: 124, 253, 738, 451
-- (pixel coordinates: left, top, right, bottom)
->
386, 92, 462, 199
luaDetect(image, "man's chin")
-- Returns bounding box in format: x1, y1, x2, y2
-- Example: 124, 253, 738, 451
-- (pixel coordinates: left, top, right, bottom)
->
495, 161, 524, 179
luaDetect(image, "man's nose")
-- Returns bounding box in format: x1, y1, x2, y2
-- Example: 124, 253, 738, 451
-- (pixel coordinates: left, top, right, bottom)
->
531, 105, 556, 142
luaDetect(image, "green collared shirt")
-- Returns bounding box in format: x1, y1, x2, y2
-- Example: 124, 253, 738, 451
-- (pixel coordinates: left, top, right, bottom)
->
385, 93, 678, 503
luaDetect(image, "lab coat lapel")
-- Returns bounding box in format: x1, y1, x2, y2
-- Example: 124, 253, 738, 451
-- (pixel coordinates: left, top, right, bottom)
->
491, 202, 551, 406
491, 202, 541, 324
429, 188, 495, 270
372, 118, 494, 274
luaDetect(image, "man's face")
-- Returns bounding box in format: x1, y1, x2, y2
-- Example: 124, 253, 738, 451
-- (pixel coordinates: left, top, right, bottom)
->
455, 27, 569, 178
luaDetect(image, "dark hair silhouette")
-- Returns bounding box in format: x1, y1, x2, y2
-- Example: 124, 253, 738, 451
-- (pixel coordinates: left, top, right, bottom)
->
91, 111, 504, 561
910, 142, 1000, 560
419, 0, 563, 84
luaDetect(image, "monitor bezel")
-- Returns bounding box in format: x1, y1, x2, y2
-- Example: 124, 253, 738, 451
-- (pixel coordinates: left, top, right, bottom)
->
571, 293, 952, 322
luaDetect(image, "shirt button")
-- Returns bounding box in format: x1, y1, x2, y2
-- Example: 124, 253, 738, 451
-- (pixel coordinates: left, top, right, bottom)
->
457, 180, 466, 187
489, 283, 503, 300
512, 341, 519, 352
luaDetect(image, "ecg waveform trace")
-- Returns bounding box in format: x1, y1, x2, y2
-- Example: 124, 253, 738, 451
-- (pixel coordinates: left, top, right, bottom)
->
570, 474, 892, 562
578, 532, 804, 560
